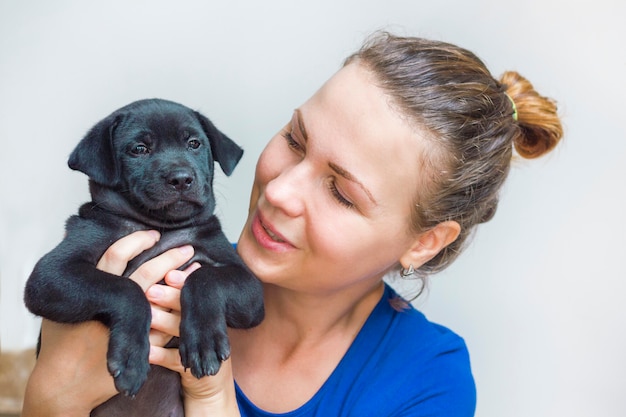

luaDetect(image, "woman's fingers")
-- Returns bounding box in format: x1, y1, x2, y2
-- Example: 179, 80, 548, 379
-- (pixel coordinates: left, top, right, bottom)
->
146, 284, 181, 312
96, 232, 201, 352
145, 262, 200, 309
149, 346, 186, 373
145, 263, 200, 340
129, 245, 195, 292
165, 262, 201, 289
149, 328, 175, 347
148, 264, 198, 328
150, 306, 181, 337
96, 230, 161, 275
96, 230, 196, 293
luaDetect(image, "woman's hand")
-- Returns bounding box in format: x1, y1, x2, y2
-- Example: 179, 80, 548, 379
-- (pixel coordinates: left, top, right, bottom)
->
146, 268, 241, 416
22, 319, 118, 417
22, 230, 195, 417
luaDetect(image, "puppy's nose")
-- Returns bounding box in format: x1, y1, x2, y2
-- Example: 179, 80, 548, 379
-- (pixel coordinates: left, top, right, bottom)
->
167, 170, 194, 191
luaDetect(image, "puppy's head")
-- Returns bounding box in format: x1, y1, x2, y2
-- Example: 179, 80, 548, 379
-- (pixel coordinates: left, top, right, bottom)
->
68, 99, 243, 223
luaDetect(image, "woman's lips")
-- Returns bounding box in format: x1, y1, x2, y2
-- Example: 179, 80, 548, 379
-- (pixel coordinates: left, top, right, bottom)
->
251, 212, 295, 251
262, 222, 285, 242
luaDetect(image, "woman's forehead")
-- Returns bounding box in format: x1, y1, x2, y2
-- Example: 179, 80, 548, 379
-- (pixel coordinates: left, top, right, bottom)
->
297, 63, 428, 205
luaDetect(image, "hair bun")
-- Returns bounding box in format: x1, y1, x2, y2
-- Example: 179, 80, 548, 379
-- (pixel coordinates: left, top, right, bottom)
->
500, 71, 563, 159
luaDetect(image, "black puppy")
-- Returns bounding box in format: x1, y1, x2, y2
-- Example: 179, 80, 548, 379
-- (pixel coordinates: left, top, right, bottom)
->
24, 99, 264, 416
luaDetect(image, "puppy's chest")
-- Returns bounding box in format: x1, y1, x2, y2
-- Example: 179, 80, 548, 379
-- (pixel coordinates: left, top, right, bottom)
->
122, 225, 221, 277
154, 228, 199, 253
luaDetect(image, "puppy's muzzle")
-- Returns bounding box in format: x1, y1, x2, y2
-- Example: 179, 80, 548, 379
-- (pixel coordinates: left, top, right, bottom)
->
167, 168, 194, 192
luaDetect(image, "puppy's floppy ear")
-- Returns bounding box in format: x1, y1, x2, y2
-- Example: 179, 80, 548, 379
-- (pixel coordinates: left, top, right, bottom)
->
194, 111, 243, 176
68, 113, 123, 187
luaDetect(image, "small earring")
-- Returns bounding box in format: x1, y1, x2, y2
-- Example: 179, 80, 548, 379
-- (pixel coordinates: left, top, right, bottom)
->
400, 264, 415, 278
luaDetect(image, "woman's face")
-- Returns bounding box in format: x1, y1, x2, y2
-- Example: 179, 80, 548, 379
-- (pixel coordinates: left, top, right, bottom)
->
237, 63, 428, 295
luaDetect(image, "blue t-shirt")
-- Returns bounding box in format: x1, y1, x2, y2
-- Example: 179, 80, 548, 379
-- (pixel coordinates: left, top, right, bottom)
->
235, 284, 476, 416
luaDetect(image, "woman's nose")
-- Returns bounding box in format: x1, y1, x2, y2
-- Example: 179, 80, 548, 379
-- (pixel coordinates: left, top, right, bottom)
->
264, 164, 308, 217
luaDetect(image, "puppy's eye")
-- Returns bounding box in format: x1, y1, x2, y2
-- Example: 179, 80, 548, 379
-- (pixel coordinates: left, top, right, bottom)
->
188, 139, 201, 150
131, 144, 150, 155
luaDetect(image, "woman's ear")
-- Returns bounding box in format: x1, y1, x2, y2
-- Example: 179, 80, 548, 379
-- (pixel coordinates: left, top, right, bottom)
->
400, 221, 461, 270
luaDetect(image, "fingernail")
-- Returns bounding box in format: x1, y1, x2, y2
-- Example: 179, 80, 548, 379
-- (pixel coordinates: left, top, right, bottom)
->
167, 270, 184, 284
146, 285, 164, 299
148, 230, 161, 242
178, 245, 193, 255
188, 262, 201, 274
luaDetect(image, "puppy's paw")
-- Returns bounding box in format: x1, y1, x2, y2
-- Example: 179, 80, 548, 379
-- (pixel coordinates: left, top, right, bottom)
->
107, 331, 151, 397
179, 319, 230, 378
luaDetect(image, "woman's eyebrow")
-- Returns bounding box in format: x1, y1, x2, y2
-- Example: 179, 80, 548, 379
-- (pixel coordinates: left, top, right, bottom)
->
296, 108, 377, 206
294, 109, 308, 141
328, 162, 377, 205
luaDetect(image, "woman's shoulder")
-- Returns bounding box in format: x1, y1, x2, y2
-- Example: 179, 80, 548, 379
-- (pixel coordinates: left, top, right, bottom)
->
331, 283, 476, 415
366, 284, 468, 352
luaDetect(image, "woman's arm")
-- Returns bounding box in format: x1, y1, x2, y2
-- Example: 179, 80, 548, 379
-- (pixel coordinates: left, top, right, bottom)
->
21, 319, 116, 417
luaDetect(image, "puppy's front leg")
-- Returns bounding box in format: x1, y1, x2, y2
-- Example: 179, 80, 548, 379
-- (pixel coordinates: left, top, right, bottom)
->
25, 256, 152, 397
178, 267, 231, 378
177, 264, 264, 378
102, 279, 152, 397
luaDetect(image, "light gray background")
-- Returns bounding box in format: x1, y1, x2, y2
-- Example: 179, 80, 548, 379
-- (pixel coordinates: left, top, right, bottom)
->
1, 1, 624, 416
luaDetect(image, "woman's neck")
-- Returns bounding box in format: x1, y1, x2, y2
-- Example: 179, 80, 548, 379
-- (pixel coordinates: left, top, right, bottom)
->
228, 279, 385, 413
230, 279, 385, 360
263, 280, 384, 345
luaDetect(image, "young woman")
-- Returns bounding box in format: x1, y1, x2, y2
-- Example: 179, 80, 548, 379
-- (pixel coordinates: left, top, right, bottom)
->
22, 32, 562, 416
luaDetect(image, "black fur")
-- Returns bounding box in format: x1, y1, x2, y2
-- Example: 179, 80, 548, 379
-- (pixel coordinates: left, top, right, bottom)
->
24, 99, 264, 416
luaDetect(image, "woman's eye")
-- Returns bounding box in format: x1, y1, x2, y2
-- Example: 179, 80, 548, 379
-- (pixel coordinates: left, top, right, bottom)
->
188, 138, 201, 150
328, 179, 355, 209
282, 131, 304, 154
131, 144, 150, 155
